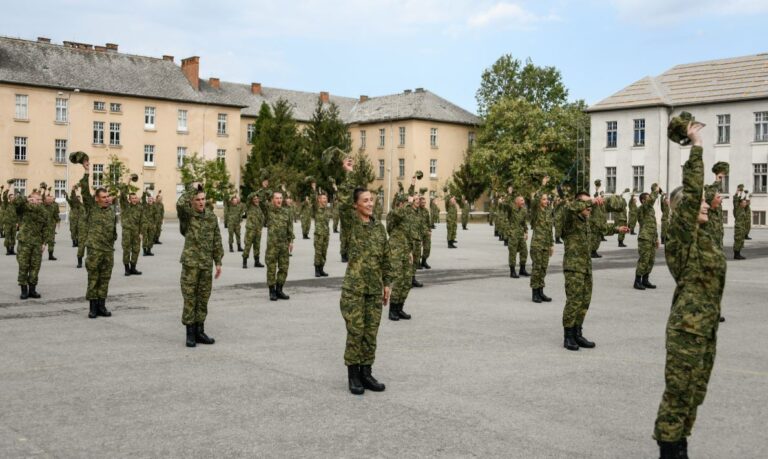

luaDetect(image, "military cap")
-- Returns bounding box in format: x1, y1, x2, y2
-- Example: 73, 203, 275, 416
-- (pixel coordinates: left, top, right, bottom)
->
594, 179, 602, 187
39, 182, 48, 190
623, 188, 631, 194
69, 151, 89, 164
704, 184, 719, 205
7, 178, 16, 185
130, 173, 139, 182
712, 161, 729, 175
393, 193, 408, 205
419, 187, 428, 195
415, 170, 424, 180
667, 111, 703, 145
737, 183, 744, 190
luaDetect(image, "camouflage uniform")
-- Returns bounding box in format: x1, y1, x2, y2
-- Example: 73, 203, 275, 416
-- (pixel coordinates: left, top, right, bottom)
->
733, 202, 749, 252
80, 173, 118, 301
654, 145, 726, 444
373, 196, 383, 222
614, 196, 628, 244
408, 204, 424, 272
705, 183, 724, 249
142, 195, 157, 254
242, 194, 265, 262
176, 191, 224, 326
332, 201, 340, 232
445, 197, 458, 243
300, 198, 312, 238
14, 196, 49, 287
153, 198, 164, 243
529, 190, 553, 290
119, 190, 144, 266
387, 204, 413, 305
2, 189, 19, 253
461, 200, 470, 229
661, 197, 670, 243
430, 198, 440, 225
495, 199, 508, 241
265, 205, 294, 287
590, 197, 606, 254
66, 189, 82, 245
418, 204, 432, 264
314, 202, 330, 267
225, 199, 245, 248
43, 199, 60, 256
628, 196, 638, 233
256, 186, 272, 227
507, 204, 528, 270
636, 188, 659, 278
553, 198, 565, 242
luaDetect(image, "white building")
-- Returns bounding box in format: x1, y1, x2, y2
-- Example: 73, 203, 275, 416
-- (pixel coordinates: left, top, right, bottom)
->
588, 53, 768, 227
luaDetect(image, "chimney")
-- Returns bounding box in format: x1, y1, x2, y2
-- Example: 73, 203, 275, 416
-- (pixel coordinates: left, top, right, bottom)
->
415, 87, 425, 93
162, 55, 174, 62
319, 91, 330, 103
37, 37, 51, 43
209, 77, 220, 89
404, 89, 412, 94
251, 82, 262, 95
105, 43, 118, 51
94, 46, 107, 52
181, 56, 200, 90
359, 95, 369, 102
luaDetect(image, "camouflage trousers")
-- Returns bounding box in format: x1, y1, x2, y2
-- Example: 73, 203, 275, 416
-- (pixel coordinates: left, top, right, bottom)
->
46, 228, 56, 251
636, 238, 656, 276
314, 232, 329, 266
266, 240, 290, 286
17, 241, 42, 285
301, 216, 311, 237
734, 223, 747, 251
340, 289, 382, 366
629, 215, 637, 232
562, 271, 593, 327
590, 231, 602, 254
155, 221, 163, 242
121, 227, 141, 265
332, 214, 340, 232
77, 219, 88, 258
447, 219, 457, 242
461, 215, 469, 229
529, 247, 550, 289
3, 224, 16, 250
654, 328, 717, 442
228, 223, 242, 246
142, 225, 156, 252
85, 249, 114, 299
340, 222, 350, 258
421, 235, 431, 259
661, 221, 669, 242
242, 227, 262, 260
411, 239, 422, 271
507, 233, 528, 267
390, 243, 413, 304
180, 264, 213, 325
69, 216, 79, 242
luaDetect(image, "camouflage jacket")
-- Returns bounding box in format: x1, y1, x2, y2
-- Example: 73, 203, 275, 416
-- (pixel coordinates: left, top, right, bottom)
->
417, 207, 431, 238
386, 206, 410, 250
44, 201, 60, 228
244, 198, 265, 231
507, 205, 528, 237
628, 200, 638, 220
14, 196, 49, 245
664, 146, 725, 338
176, 192, 223, 268
637, 190, 659, 241
705, 181, 724, 249
225, 201, 245, 226
563, 201, 618, 274
266, 205, 294, 244
530, 190, 553, 249
342, 215, 392, 295
314, 205, 330, 236
406, 206, 423, 241
80, 173, 117, 252
445, 199, 458, 222
66, 189, 82, 220
119, 191, 145, 232
461, 201, 470, 220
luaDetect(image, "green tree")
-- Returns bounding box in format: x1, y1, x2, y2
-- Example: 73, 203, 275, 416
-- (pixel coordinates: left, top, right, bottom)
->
241, 102, 274, 196
179, 152, 231, 202
105, 154, 137, 195
349, 150, 375, 188
451, 150, 487, 204
303, 100, 352, 195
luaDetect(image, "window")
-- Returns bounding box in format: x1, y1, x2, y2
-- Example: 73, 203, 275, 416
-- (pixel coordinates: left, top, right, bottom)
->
399, 127, 406, 146
110, 103, 121, 113
177, 147, 186, 168
93, 101, 105, 111
632, 166, 645, 193
217, 149, 226, 162
176, 184, 185, 200
429, 159, 437, 177
605, 167, 617, 193
723, 210, 728, 225
398, 158, 405, 178
13, 179, 27, 196
178, 109, 188, 132
753, 211, 767, 226
468, 132, 476, 148
360, 130, 366, 149
93, 121, 104, 144
755, 112, 768, 142
379, 128, 385, 147
717, 114, 730, 144
607, 121, 617, 148
246, 123, 255, 144
54, 180, 67, 200
109, 122, 121, 145
143, 183, 154, 194
721, 175, 730, 195
14, 137, 28, 161
145, 106, 156, 129
55, 139, 67, 164
754, 163, 768, 193
430, 128, 438, 147
144, 145, 155, 167
217, 114, 227, 135
633, 119, 645, 147
55, 97, 68, 122
93, 164, 104, 187
15, 94, 29, 119
378, 159, 385, 179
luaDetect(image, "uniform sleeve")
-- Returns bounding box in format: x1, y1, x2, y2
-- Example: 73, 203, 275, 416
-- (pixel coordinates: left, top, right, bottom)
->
212, 219, 224, 265
287, 209, 295, 242
176, 192, 193, 231
679, 146, 704, 222
381, 228, 392, 287
80, 173, 94, 208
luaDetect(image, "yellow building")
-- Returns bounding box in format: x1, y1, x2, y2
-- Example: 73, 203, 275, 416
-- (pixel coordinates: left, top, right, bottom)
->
1, 36, 478, 216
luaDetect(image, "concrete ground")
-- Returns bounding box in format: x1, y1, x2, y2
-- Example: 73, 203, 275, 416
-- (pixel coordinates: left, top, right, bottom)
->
0, 221, 766, 458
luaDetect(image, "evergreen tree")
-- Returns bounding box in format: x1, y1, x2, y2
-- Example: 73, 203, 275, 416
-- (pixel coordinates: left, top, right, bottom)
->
303, 100, 352, 195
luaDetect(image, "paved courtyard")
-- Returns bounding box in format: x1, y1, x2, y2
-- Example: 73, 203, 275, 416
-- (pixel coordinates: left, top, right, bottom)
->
0, 221, 766, 458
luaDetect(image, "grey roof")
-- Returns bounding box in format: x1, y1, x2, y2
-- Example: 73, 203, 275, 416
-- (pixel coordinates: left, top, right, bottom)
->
588, 53, 768, 112
347, 90, 480, 126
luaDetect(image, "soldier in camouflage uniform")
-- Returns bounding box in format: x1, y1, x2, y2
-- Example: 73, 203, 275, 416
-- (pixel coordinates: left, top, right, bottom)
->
418, 195, 432, 269
2, 186, 19, 255
75, 185, 90, 268
374, 189, 384, 222
266, 191, 295, 301
560, 190, 629, 351
495, 195, 508, 244
634, 183, 660, 290
142, 195, 158, 256
530, 177, 554, 303
614, 190, 630, 248
152, 192, 164, 244
590, 181, 606, 258
406, 183, 424, 287
705, 162, 728, 251
446, 194, 458, 248
242, 192, 265, 268
300, 195, 312, 239
332, 199, 340, 233
225, 195, 245, 252
660, 194, 670, 245
628, 194, 638, 235
553, 195, 565, 244
256, 178, 271, 227
66, 186, 82, 247
653, 123, 725, 459
733, 186, 749, 259
429, 196, 439, 228
461, 196, 470, 230
42, 193, 60, 261
14, 191, 49, 299
507, 195, 529, 278
119, 186, 144, 276
79, 161, 118, 319
387, 193, 413, 321
313, 188, 331, 277
176, 185, 223, 348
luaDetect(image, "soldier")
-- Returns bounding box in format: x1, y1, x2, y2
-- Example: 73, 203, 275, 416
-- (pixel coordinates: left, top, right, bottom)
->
733, 188, 749, 260
265, 190, 294, 301
660, 193, 670, 245
418, 194, 432, 269
79, 160, 118, 319
337, 157, 392, 394
14, 190, 49, 299
119, 186, 144, 276
66, 186, 82, 247
386, 194, 413, 321
653, 122, 725, 459
590, 180, 606, 258
242, 192, 266, 268
373, 188, 384, 222
706, 162, 729, 250
256, 176, 272, 227
332, 197, 340, 233
745, 195, 752, 240
628, 194, 638, 235
615, 190, 630, 248
507, 195, 529, 278
313, 185, 331, 277
561, 189, 629, 351
2, 184, 18, 255
176, 185, 223, 348
42, 192, 60, 261
446, 194, 458, 248
553, 195, 564, 244
153, 192, 164, 244
225, 195, 245, 252
75, 189, 89, 268
461, 196, 470, 230
634, 183, 660, 290
142, 195, 158, 256
496, 194, 509, 244
429, 196, 439, 228
300, 195, 312, 239
406, 183, 424, 288
530, 176, 554, 303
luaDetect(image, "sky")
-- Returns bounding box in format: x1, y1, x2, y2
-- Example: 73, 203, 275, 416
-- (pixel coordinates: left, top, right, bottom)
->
2, 0, 768, 113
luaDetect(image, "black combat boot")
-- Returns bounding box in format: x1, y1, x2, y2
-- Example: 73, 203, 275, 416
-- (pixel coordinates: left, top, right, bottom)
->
20, 285, 28, 300
130, 263, 142, 275
237, 243, 243, 252
519, 265, 530, 277
88, 300, 98, 319
243, 258, 248, 269
359, 365, 385, 392
195, 322, 215, 345
96, 299, 111, 317
734, 250, 746, 260
421, 257, 431, 269
388, 303, 400, 321
269, 286, 278, 301
72, 240, 77, 247
155, 239, 162, 244
503, 239, 508, 246
657, 440, 685, 459
448, 241, 457, 249
276, 284, 289, 300
302, 234, 309, 240
642, 274, 656, 289
254, 257, 264, 268
341, 253, 348, 263
415, 262, 423, 270
347, 365, 364, 395
633, 275, 646, 290
539, 288, 552, 302
532, 289, 542, 303
510, 266, 518, 278
229, 243, 234, 253
591, 251, 602, 258
555, 237, 563, 244
28, 285, 41, 299
397, 303, 411, 320
564, 327, 579, 351
145, 248, 154, 256
7, 247, 16, 255
575, 326, 595, 348
630, 230, 636, 235
719, 316, 726, 323
745, 234, 752, 240
411, 276, 423, 288
48, 251, 57, 261
315, 265, 322, 278
186, 324, 197, 347
319, 264, 329, 277
77, 256, 83, 268
125, 263, 132, 276
619, 240, 627, 247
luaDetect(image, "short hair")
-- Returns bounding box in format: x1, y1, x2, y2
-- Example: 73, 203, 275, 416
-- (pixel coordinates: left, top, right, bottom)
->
94, 187, 108, 197
353, 187, 369, 203
639, 192, 650, 203
575, 191, 590, 200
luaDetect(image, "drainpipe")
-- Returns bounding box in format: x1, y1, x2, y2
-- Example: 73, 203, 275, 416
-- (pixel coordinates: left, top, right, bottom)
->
665, 105, 674, 193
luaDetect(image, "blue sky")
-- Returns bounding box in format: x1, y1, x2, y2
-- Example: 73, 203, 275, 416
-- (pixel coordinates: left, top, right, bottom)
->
2, 0, 767, 113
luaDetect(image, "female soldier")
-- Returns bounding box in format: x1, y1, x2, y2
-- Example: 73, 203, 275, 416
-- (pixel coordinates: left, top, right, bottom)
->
338, 158, 392, 395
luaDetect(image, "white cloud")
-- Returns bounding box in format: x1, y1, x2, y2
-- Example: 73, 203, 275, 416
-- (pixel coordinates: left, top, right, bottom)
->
468, 2, 558, 29
609, 0, 768, 25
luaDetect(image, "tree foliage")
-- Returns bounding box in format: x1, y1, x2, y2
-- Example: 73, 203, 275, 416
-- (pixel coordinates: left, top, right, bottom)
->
450, 150, 487, 204
180, 152, 231, 202
302, 100, 352, 196
349, 150, 376, 188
